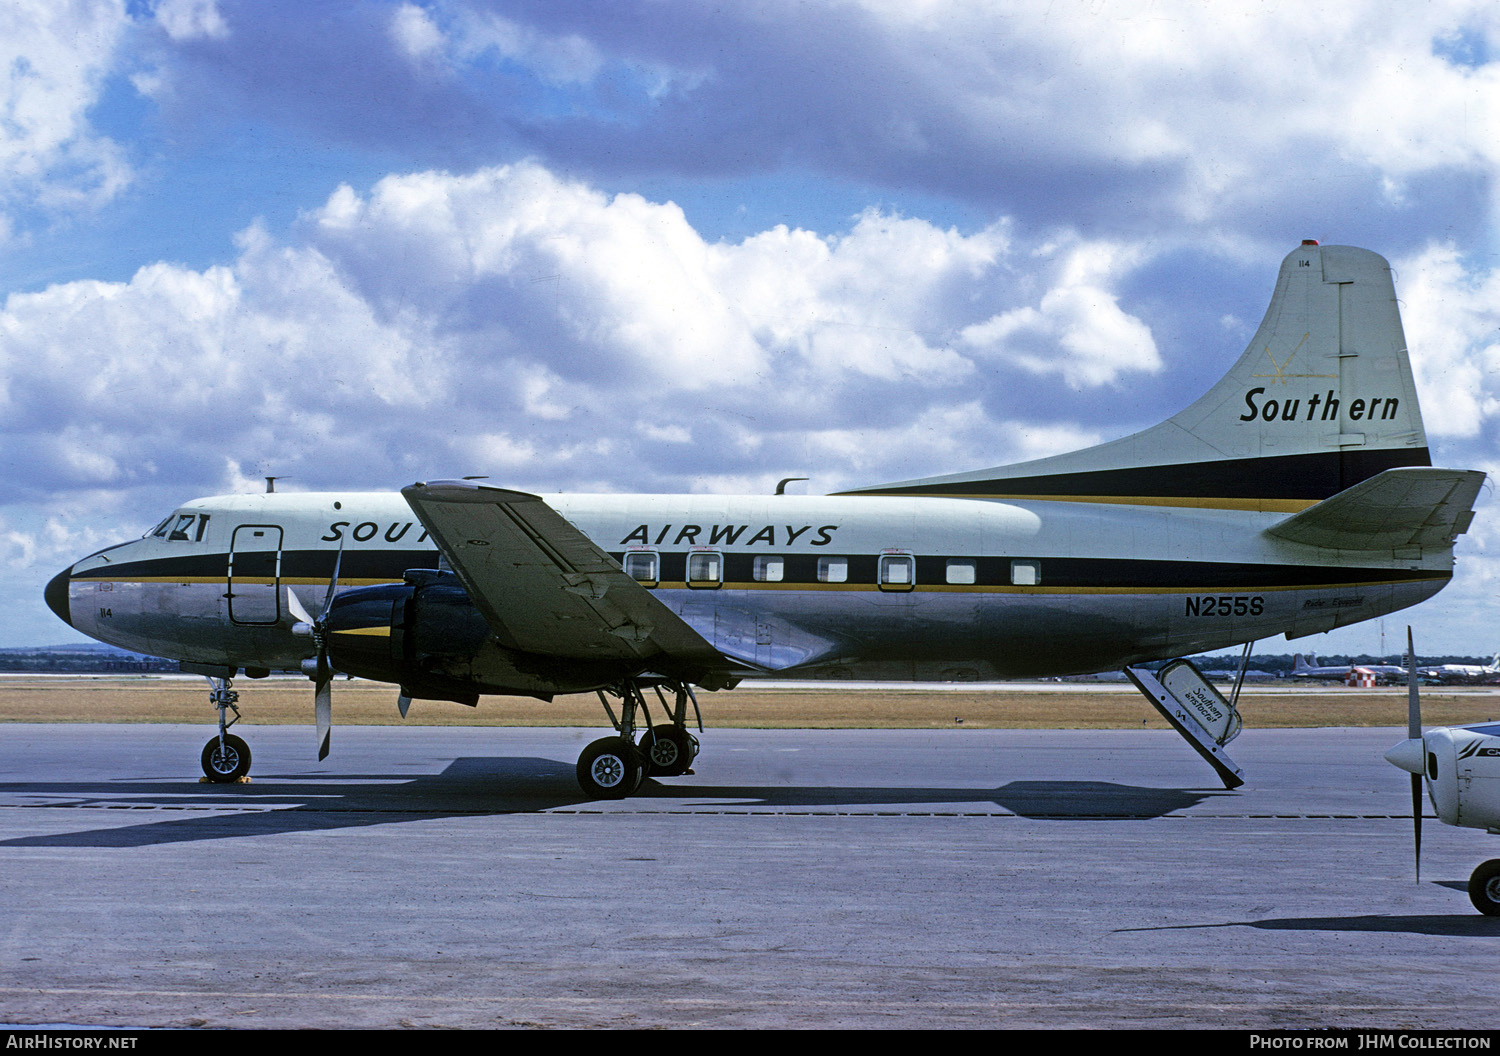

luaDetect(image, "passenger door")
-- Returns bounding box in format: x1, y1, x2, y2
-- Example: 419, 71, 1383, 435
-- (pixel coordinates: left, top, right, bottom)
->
228, 525, 283, 625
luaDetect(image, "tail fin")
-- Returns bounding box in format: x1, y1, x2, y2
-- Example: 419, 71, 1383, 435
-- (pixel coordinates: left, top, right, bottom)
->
845, 242, 1430, 511
1293, 654, 1314, 673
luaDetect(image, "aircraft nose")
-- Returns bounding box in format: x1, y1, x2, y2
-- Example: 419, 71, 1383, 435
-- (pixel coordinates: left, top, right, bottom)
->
44, 567, 72, 627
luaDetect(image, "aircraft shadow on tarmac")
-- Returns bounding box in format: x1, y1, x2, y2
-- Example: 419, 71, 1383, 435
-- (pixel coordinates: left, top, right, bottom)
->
1120, 912, 1500, 937
0, 756, 1231, 849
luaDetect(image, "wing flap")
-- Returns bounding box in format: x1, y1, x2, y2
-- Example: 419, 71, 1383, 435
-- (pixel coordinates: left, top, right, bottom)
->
401, 481, 724, 672
1264, 467, 1486, 551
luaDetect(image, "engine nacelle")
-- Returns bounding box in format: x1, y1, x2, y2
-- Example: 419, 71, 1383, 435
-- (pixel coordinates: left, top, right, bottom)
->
1386, 722, 1500, 833
322, 569, 628, 700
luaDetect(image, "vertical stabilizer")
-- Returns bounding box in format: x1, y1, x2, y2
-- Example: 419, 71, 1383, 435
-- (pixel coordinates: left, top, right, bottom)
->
845, 243, 1431, 511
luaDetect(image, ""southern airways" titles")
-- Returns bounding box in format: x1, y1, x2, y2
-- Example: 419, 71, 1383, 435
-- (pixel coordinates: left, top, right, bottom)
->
1240, 388, 1401, 423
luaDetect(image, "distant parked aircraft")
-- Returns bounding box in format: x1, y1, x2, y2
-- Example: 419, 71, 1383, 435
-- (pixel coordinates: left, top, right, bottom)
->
1292, 654, 1406, 684
1419, 654, 1500, 684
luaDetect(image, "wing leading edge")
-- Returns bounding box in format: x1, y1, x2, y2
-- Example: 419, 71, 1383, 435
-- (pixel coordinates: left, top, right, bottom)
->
401, 481, 736, 688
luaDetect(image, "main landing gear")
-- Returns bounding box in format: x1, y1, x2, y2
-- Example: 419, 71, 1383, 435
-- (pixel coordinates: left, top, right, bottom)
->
577, 679, 701, 799
201, 675, 251, 783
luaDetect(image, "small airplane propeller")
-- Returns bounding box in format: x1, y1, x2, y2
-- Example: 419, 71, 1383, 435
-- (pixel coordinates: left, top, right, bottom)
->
1406, 627, 1423, 881
287, 541, 344, 761
1383, 626, 1425, 881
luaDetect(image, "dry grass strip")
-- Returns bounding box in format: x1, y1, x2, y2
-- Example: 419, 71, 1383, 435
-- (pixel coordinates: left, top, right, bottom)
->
1, 676, 1497, 729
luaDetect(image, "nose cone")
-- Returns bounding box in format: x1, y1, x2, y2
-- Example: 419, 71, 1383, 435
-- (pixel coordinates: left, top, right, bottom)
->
1384, 737, 1424, 774
44, 567, 73, 627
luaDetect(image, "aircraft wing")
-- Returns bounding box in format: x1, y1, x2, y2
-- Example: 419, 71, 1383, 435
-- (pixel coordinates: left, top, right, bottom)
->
1264, 467, 1486, 551
401, 481, 732, 684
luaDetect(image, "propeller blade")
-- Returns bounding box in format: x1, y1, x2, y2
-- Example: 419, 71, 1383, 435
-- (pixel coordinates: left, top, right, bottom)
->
1411, 772, 1423, 883
1407, 627, 1420, 740
396, 690, 411, 719
1406, 626, 1422, 881
285, 587, 314, 628
318, 539, 345, 623
315, 674, 332, 761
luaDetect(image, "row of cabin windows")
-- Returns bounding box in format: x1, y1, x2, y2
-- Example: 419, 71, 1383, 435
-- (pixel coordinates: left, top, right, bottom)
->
622, 551, 1041, 590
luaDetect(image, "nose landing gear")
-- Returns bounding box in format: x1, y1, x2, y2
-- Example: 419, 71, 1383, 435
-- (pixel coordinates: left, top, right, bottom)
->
200, 675, 251, 783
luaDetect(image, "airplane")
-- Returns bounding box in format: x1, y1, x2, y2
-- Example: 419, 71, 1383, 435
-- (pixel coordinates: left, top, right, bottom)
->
1418, 654, 1500, 684
1291, 653, 1407, 683
44, 241, 1486, 798
1385, 631, 1500, 915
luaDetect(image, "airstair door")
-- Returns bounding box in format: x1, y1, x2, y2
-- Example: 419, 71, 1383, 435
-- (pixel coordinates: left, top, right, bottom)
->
228, 525, 283, 625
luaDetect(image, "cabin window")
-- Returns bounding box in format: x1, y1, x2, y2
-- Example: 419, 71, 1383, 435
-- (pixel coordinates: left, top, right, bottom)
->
624, 551, 659, 586
752, 556, 784, 582
687, 551, 722, 588
879, 554, 915, 592
1010, 559, 1041, 586
817, 556, 848, 583
945, 559, 976, 585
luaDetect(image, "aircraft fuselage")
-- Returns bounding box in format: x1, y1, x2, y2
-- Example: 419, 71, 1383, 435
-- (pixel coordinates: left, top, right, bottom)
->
49, 489, 1452, 689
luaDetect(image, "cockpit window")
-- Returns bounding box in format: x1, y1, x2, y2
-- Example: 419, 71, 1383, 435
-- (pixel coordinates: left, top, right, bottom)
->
148, 512, 210, 542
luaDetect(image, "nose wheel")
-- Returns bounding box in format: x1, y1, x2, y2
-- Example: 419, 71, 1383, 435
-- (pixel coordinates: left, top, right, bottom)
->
202, 733, 251, 783
200, 675, 252, 783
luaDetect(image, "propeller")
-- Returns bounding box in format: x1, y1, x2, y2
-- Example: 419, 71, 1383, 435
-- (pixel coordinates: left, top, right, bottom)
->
287, 541, 344, 761
1382, 626, 1425, 881
1406, 627, 1423, 881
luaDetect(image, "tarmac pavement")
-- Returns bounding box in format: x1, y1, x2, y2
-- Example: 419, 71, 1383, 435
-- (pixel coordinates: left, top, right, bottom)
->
0, 723, 1495, 1029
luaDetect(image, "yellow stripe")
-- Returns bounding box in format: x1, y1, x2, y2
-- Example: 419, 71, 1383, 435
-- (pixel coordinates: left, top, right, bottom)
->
331, 626, 391, 637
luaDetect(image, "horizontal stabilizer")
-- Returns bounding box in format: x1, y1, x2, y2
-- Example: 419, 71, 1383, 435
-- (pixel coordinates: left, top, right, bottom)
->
1264, 467, 1485, 551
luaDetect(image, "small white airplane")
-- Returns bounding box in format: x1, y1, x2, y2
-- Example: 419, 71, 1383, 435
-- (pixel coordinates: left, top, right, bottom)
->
45, 242, 1485, 797
1385, 631, 1500, 915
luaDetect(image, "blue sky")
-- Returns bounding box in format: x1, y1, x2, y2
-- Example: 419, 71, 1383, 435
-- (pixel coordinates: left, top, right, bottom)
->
5, 0, 1500, 657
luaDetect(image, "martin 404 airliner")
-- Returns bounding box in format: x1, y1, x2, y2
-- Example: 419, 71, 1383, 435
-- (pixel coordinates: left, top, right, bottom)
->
45, 242, 1485, 797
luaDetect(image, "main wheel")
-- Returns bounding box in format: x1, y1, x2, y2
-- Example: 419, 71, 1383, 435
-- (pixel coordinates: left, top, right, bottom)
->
577, 737, 645, 799
201, 734, 251, 783
1468, 859, 1500, 916
639, 724, 699, 777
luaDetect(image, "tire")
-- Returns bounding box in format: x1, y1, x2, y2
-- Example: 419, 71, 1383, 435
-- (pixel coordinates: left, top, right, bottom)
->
201, 734, 251, 783
639, 724, 698, 777
576, 737, 645, 799
1468, 859, 1500, 916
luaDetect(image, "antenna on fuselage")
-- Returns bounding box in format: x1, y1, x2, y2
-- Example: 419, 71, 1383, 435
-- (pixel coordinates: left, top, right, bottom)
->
265, 477, 280, 494
775, 477, 808, 495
